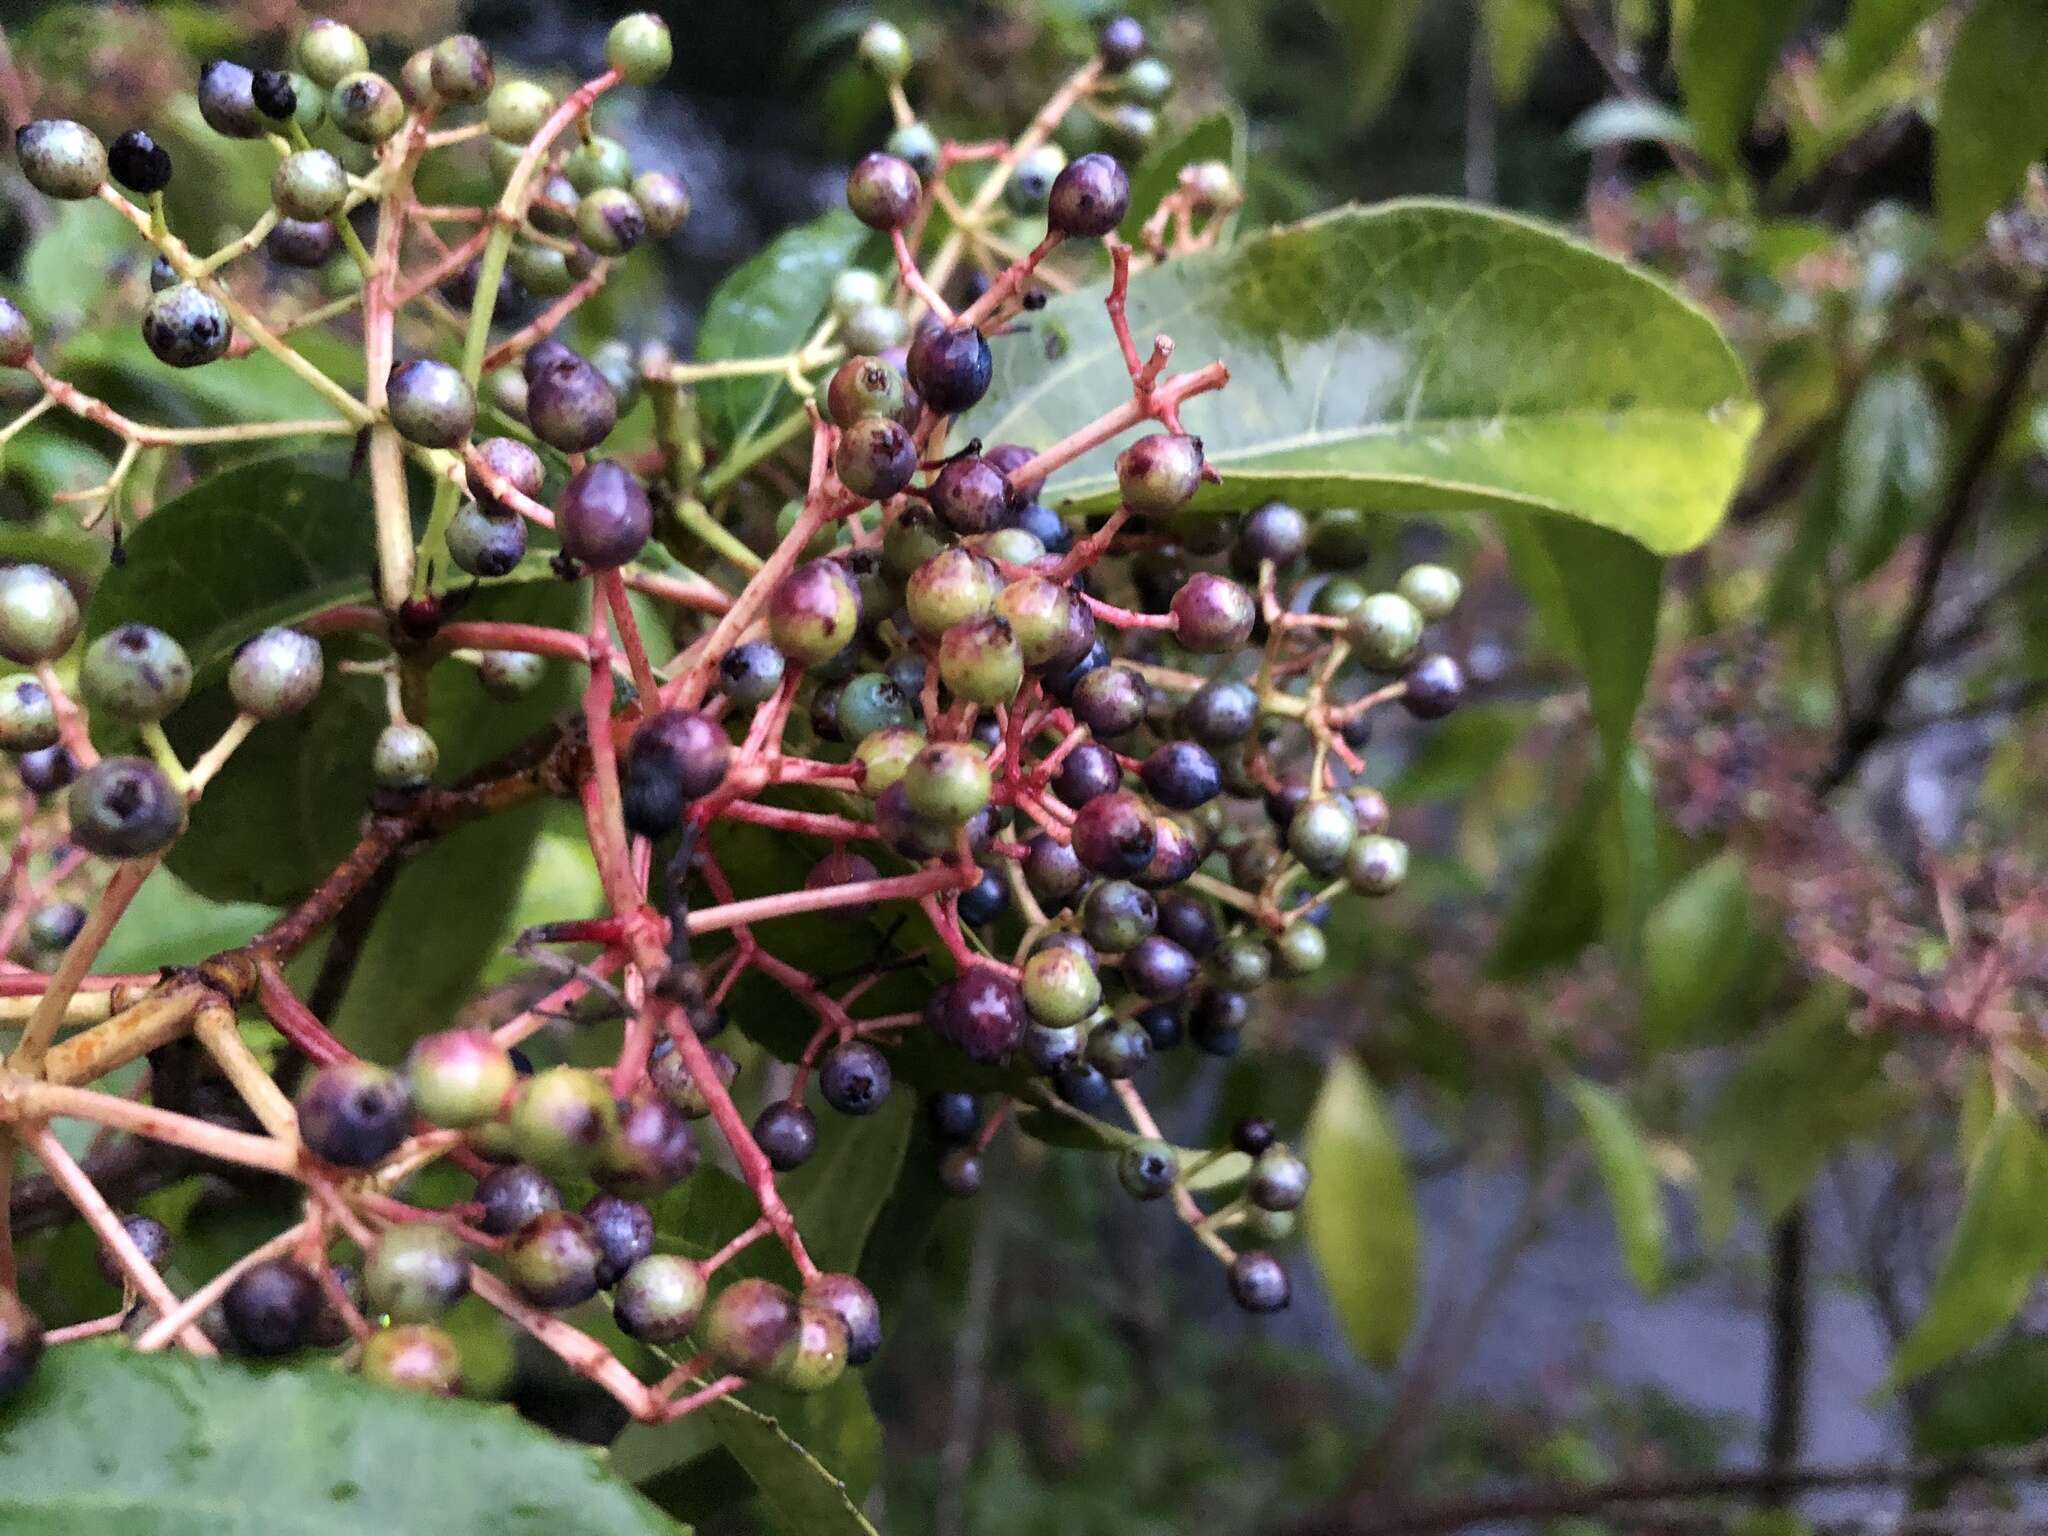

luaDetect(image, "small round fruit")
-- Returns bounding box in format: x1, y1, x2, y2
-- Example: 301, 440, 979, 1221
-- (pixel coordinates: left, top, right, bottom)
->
1249, 1147, 1311, 1212
557, 460, 651, 569
1098, 14, 1147, 70
906, 547, 1000, 636
1229, 1250, 1290, 1312
583, 1194, 655, 1287
16, 119, 106, 198
228, 627, 324, 719
772, 1305, 850, 1392
930, 455, 1010, 535
373, 722, 438, 790
1170, 573, 1255, 652
66, 757, 184, 859
938, 617, 1024, 705
1140, 741, 1220, 811
633, 169, 691, 238
142, 284, 232, 368
1006, 143, 1066, 213
223, 1258, 323, 1355
298, 1060, 410, 1168
1123, 56, 1174, 105
364, 1224, 470, 1323
704, 1277, 800, 1377
854, 726, 924, 794
95, 1212, 173, 1287
841, 302, 907, 354
300, 18, 370, 87
927, 1092, 980, 1144
0, 565, 78, 662
1021, 945, 1101, 1028
803, 1273, 881, 1366
1403, 653, 1466, 719
361, 1324, 461, 1394
577, 186, 646, 256
478, 649, 545, 699
1118, 1139, 1177, 1200
272, 148, 347, 221
80, 623, 191, 724
1071, 790, 1158, 877
597, 1094, 699, 1198
1345, 833, 1409, 895
0, 677, 55, 753
825, 356, 912, 430
0, 298, 32, 367
1398, 562, 1462, 620
27, 899, 84, 952
406, 1030, 516, 1129
108, 129, 172, 196
907, 325, 993, 415
614, 1254, 707, 1342
387, 359, 476, 448
476, 1164, 561, 1237
834, 416, 917, 500
509, 1066, 618, 1178
1048, 152, 1130, 240
768, 560, 861, 666
487, 79, 554, 143
506, 1211, 603, 1309
1071, 664, 1148, 738
937, 1147, 984, 1197
934, 968, 1027, 1065
267, 217, 339, 268
1350, 592, 1426, 671
902, 742, 992, 826
330, 71, 405, 143
621, 708, 731, 836
846, 152, 922, 231
995, 578, 1075, 667
430, 34, 494, 104
857, 20, 911, 81
0, 1292, 43, 1399
1272, 918, 1328, 977
754, 1101, 818, 1171
447, 503, 527, 578
1116, 431, 1202, 515
1288, 797, 1356, 875
607, 13, 673, 84
819, 1040, 892, 1117
888, 121, 941, 179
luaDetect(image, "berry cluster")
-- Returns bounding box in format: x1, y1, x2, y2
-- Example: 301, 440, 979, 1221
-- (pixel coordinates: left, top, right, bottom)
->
0, 12, 1461, 1426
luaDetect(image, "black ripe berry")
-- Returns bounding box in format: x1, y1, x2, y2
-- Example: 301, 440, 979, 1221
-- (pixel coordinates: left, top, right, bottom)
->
934, 968, 1028, 1065
819, 1040, 893, 1116
296, 1060, 411, 1168
1047, 153, 1130, 240
525, 343, 619, 453
0, 1292, 43, 1399
1071, 789, 1158, 877
754, 1102, 819, 1170
108, 129, 172, 195
622, 709, 732, 837
582, 1194, 656, 1288
252, 69, 299, 120
556, 459, 651, 569
930, 455, 1011, 535
223, 1258, 324, 1355
476, 1164, 561, 1237
907, 324, 993, 416
1097, 15, 1147, 70
926, 1091, 981, 1144
1229, 1251, 1291, 1313
846, 152, 922, 231
1402, 653, 1466, 719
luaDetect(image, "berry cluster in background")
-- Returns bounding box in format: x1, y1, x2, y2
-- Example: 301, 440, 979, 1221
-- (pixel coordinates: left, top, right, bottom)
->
0, 10, 1469, 1424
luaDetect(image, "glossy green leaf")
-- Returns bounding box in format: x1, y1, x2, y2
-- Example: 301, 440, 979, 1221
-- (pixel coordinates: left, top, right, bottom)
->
1302, 1056, 1419, 1367
1836, 362, 1945, 580
1827, 0, 1946, 98
1565, 1077, 1667, 1296
1642, 851, 1753, 1047
1119, 107, 1247, 247
694, 210, 875, 451
1889, 1104, 2048, 1386
1317, 0, 1427, 128
1677, 0, 1801, 168
1484, 0, 1558, 104
698, 1395, 881, 1536
0, 1345, 686, 1534
1934, 0, 2048, 249
1914, 1334, 2048, 1456
966, 202, 1757, 557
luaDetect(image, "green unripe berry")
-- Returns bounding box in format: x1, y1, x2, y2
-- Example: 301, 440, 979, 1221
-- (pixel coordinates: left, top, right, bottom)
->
1122, 56, 1174, 105
840, 302, 907, 354
1287, 796, 1355, 876
329, 72, 406, 144
1115, 431, 1204, 515
15, 120, 107, 200
825, 356, 912, 430
632, 170, 691, 238
364, 1224, 470, 1323
272, 149, 348, 221
1349, 592, 1425, 671
398, 48, 439, 110
906, 548, 1000, 637
0, 565, 80, 663
1344, 833, 1409, 895
505, 1211, 603, 1309
1118, 1139, 1179, 1200
406, 1029, 517, 1129
830, 270, 885, 321
768, 559, 861, 667
994, 577, 1075, 667
854, 726, 925, 795
1212, 934, 1271, 991
228, 627, 323, 719
565, 136, 633, 195
373, 722, 438, 789
1310, 507, 1373, 569
606, 13, 674, 85
1272, 919, 1328, 977
299, 19, 370, 89
857, 21, 912, 82
81, 623, 192, 724
1397, 562, 1462, 621
0, 677, 56, 753
360, 1324, 461, 1395
487, 80, 555, 144
838, 672, 914, 741
509, 240, 573, 298
769, 1305, 850, 1393
577, 186, 646, 256
1021, 945, 1102, 1028
478, 649, 546, 699
902, 742, 992, 826
1310, 576, 1367, 620
1006, 143, 1067, 214
387, 359, 476, 449
1187, 159, 1238, 211
1105, 102, 1158, 151
887, 122, 941, 180
614, 1254, 707, 1342
976, 526, 1046, 566
509, 1067, 619, 1179
429, 34, 494, 106
938, 616, 1024, 705
703, 1276, 800, 1377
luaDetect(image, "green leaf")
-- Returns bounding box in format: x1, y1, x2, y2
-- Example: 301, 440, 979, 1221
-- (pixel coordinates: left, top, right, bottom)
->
1483, 0, 1558, 105
1889, 1104, 2048, 1386
95, 868, 279, 974
1836, 362, 1945, 580
0, 1345, 687, 1534
1317, 0, 1427, 128
1914, 1334, 2048, 1456
1565, 98, 1699, 154
1565, 1077, 1667, 1295
1642, 851, 1754, 1048
698, 1395, 880, 1536
1934, 0, 2048, 249
1302, 1056, 1419, 1367
1489, 786, 1603, 979
966, 202, 1758, 558
1677, 0, 1802, 168
1827, 0, 1946, 99
1388, 704, 1532, 802
1119, 107, 1247, 247
776, 1094, 915, 1276
694, 210, 875, 451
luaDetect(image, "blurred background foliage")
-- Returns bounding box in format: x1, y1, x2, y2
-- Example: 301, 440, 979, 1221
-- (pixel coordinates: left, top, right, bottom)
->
3, 2, 2046, 1534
